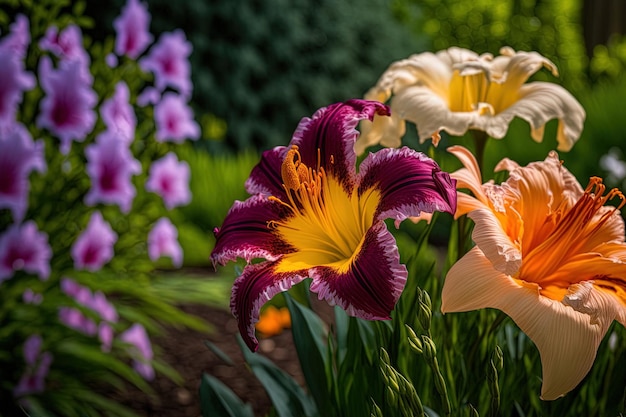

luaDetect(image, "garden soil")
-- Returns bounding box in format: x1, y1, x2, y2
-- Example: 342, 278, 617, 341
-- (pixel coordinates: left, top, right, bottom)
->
112, 303, 308, 417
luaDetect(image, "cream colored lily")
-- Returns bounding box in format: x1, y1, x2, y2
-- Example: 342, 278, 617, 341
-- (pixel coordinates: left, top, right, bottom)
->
356, 47, 585, 155
442, 145, 626, 400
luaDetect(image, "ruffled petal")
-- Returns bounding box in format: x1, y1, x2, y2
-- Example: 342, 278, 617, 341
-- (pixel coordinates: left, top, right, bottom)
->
211, 195, 292, 266
357, 147, 456, 226
309, 221, 407, 320
486, 82, 585, 151
391, 85, 480, 143
447, 145, 488, 202
230, 261, 308, 351
467, 208, 522, 276
291, 99, 389, 191
442, 248, 619, 400
245, 146, 287, 197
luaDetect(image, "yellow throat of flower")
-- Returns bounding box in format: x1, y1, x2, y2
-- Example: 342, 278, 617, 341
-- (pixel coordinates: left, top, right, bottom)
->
448, 69, 514, 115
268, 145, 380, 273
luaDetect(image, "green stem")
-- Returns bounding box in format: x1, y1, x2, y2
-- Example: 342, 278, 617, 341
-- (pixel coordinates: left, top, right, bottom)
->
471, 130, 489, 173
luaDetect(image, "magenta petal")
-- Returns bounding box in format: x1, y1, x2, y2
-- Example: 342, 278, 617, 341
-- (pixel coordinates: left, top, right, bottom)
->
211, 194, 292, 266
358, 147, 457, 226
245, 146, 288, 197
231, 261, 308, 351
291, 99, 389, 189
309, 221, 407, 320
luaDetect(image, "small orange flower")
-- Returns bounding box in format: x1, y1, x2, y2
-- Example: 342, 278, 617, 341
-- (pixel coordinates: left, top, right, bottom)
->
255, 305, 292, 337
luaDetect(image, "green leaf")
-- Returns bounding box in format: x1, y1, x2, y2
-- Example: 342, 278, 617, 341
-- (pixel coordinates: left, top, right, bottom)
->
285, 293, 331, 416
238, 335, 318, 417
200, 373, 255, 417
204, 339, 235, 366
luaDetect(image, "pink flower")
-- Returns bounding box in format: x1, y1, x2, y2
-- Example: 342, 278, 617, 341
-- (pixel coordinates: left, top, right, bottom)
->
84, 131, 141, 213
0, 14, 30, 57
154, 93, 200, 142
37, 56, 97, 154
22, 289, 43, 305
39, 24, 90, 69
60, 277, 118, 322
99, 322, 114, 352
71, 211, 117, 272
113, 0, 153, 59
58, 307, 98, 335
137, 86, 160, 107
100, 82, 136, 143
140, 30, 192, 96
120, 323, 154, 380
145, 152, 191, 208
91, 290, 118, 322
0, 221, 51, 283
14, 335, 53, 397
0, 123, 46, 222
0, 49, 35, 128
148, 218, 183, 267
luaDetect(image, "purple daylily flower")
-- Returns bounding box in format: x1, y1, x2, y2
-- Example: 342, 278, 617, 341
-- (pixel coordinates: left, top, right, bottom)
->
211, 99, 457, 351
0, 221, 51, 283
147, 217, 183, 267
140, 29, 192, 96
100, 81, 136, 143
36, 56, 97, 154
145, 152, 191, 209
0, 123, 46, 222
120, 323, 154, 380
154, 93, 200, 142
71, 211, 117, 272
84, 131, 141, 213
113, 0, 153, 59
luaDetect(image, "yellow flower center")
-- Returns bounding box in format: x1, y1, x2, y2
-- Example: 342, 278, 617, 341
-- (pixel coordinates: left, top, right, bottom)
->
517, 177, 626, 299
268, 145, 380, 273
448, 69, 516, 115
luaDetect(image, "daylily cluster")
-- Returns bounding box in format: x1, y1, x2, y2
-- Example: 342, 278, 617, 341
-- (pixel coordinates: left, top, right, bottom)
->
0, 0, 199, 409
356, 46, 626, 401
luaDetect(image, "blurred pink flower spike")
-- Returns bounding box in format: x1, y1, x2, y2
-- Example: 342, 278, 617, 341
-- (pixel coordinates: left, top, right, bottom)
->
146, 152, 191, 209
0, 221, 51, 283
120, 323, 155, 380
39, 24, 90, 70
140, 29, 192, 96
71, 211, 118, 272
14, 334, 53, 397
0, 124, 46, 222
58, 307, 98, 335
148, 217, 183, 268
0, 15, 35, 129
36, 56, 97, 154
154, 93, 200, 142
100, 82, 136, 143
113, 0, 153, 59
0, 14, 30, 57
85, 131, 141, 213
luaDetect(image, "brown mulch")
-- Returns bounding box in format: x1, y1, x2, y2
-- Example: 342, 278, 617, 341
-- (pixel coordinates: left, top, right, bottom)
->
112, 303, 309, 417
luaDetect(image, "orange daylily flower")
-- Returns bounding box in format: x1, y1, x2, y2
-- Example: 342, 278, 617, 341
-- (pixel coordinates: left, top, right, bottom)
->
442, 146, 626, 400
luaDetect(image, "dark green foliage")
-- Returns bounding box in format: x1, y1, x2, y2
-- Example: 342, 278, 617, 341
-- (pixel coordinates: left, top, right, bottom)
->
396, 0, 588, 91
86, 0, 426, 153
